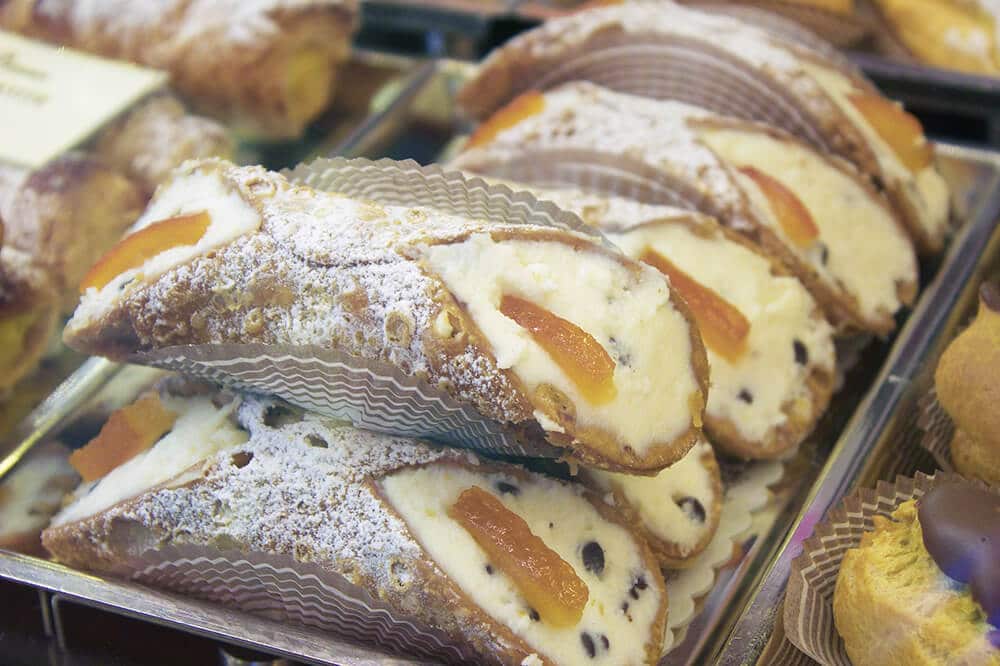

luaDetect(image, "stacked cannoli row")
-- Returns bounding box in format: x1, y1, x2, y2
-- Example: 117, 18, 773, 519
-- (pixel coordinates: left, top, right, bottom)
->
0, 95, 232, 398
444, 0, 948, 609
0, 0, 359, 138
31, 155, 736, 663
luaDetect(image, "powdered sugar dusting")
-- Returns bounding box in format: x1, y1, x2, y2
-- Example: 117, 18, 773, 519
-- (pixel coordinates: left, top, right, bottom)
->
454, 82, 747, 219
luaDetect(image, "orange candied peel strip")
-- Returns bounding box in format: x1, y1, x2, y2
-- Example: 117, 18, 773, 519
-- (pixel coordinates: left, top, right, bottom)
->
466, 91, 546, 149
79, 211, 212, 293
737, 166, 819, 248
448, 486, 589, 627
848, 93, 933, 173
69, 393, 178, 482
499, 294, 617, 405
641, 249, 750, 363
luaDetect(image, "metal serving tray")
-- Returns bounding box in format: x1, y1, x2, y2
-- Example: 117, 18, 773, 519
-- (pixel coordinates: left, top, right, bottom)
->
1, 58, 998, 666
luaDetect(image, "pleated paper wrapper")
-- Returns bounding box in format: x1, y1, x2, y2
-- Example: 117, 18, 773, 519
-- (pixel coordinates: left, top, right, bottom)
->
117, 456, 787, 664
131, 157, 618, 462
778, 472, 994, 666
917, 387, 956, 472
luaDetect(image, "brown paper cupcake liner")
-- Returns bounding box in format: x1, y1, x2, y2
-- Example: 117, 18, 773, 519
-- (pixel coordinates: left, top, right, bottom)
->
917, 388, 955, 472
782, 471, 991, 666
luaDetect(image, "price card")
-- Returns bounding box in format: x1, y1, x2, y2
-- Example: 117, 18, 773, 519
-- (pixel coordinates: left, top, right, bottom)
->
0, 31, 167, 169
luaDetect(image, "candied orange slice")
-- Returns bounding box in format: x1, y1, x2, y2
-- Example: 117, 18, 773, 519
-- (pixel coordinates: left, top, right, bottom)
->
737, 166, 819, 248
79, 211, 211, 293
449, 486, 588, 627
641, 250, 749, 363
466, 91, 546, 149
69, 393, 178, 481
499, 294, 617, 405
848, 93, 933, 173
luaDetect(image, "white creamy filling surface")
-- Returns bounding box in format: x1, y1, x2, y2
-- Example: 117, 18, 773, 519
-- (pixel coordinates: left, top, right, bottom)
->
610, 224, 834, 442
54, 395, 248, 526
73, 169, 262, 326
381, 465, 661, 665
700, 128, 917, 322
586, 440, 715, 554
422, 234, 699, 455
800, 63, 950, 240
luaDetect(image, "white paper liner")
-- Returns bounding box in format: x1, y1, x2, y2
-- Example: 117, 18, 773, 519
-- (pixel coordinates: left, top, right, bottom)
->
132, 343, 560, 459
917, 388, 955, 472
781, 472, 995, 666
661, 457, 785, 654
131, 545, 479, 664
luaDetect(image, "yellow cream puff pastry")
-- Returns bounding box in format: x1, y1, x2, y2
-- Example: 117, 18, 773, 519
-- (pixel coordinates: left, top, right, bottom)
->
0, 245, 59, 394
62, 158, 709, 473
44, 387, 669, 665
519, 188, 837, 459
451, 83, 918, 336
457, 1, 951, 253
0, 0, 358, 138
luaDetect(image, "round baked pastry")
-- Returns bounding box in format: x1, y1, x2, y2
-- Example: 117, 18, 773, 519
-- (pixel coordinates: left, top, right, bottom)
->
833, 484, 1000, 666
0, 246, 59, 395
934, 282, 1000, 485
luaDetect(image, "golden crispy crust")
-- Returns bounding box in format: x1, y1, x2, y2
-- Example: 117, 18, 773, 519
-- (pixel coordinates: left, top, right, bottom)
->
950, 429, 1000, 487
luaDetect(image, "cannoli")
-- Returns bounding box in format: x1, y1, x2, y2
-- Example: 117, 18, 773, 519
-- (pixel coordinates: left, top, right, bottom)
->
583, 438, 722, 568
0, 246, 60, 395
92, 93, 234, 196
511, 187, 836, 459
457, 1, 951, 253
1, 153, 146, 312
44, 387, 669, 665
0, 441, 77, 556
0, 0, 357, 139
868, 0, 1000, 77
452, 83, 917, 336
63, 158, 708, 473
679, 0, 869, 47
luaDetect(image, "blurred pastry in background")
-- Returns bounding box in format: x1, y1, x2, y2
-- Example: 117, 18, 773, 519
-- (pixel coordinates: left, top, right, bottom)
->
0, 245, 60, 396
680, 0, 869, 47
1, 154, 146, 313
0, 0, 359, 139
870, 0, 1000, 77
0, 442, 78, 557
93, 93, 235, 195
934, 281, 1000, 485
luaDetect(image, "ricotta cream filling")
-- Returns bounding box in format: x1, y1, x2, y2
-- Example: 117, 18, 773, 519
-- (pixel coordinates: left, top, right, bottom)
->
699, 128, 917, 322
381, 465, 661, 665
586, 439, 716, 554
73, 169, 262, 326
54, 394, 248, 526
422, 234, 699, 455
610, 223, 834, 443
800, 63, 950, 241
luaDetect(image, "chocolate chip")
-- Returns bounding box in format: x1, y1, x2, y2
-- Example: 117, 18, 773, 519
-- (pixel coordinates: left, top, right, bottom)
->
305, 434, 328, 448
635, 575, 648, 590
582, 541, 605, 575
581, 633, 596, 658
677, 496, 707, 524
263, 404, 300, 427
549, 522, 554, 529
793, 339, 809, 366
738, 389, 754, 404
621, 601, 629, 614
230, 451, 253, 468
496, 481, 520, 496
485, 564, 494, 575
529, 608, 540, 622
629, 586, 640, 600
819, 243, 829, 266
601, 635, 610, 650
